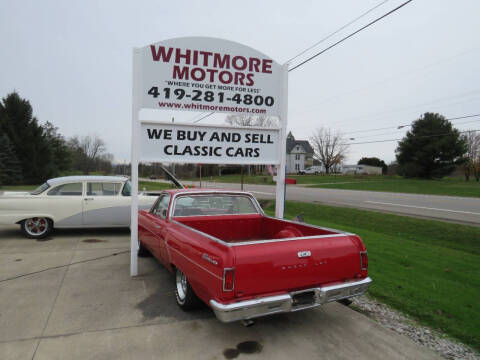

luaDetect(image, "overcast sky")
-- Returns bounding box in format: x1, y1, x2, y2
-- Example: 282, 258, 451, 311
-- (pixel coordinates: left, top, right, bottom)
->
1, 0, 479, 164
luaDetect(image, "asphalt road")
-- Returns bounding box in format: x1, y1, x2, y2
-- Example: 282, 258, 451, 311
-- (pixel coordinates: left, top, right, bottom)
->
0, 226, 439, 360
180, 180, 480, 226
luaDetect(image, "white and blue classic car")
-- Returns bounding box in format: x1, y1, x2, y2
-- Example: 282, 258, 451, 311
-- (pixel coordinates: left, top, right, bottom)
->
0, 176, 158, 239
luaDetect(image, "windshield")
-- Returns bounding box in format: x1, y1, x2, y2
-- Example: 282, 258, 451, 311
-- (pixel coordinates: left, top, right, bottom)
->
172, 194, 259, 217
30, 182, 50, 195
122, 181, 131, 196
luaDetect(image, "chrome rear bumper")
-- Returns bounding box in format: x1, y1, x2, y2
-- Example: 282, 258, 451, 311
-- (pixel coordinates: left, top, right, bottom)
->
210, 277, 372, 323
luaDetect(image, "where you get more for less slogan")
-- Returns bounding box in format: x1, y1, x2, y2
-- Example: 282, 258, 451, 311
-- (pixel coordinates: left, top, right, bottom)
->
140, 122, 280, 165
139, 37, 283, 116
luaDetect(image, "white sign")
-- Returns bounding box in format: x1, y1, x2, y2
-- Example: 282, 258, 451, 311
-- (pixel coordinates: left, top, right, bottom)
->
141, 122, 280, 165
139, 37, 283, 116
130, 37, 288, 277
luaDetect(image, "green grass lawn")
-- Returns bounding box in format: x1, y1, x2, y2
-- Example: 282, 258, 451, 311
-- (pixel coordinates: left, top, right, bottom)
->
183, 174, 480, 198
139, 180, 177, 191
183, 174, 277, 185
305, 175, 480, 198
262, 200, 480, 351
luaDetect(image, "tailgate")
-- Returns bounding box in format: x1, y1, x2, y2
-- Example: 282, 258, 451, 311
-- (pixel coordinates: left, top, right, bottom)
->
232, 235, 364, 298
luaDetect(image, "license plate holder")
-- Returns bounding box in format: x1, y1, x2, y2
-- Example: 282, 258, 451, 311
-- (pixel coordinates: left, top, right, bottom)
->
291, 291, 315, 306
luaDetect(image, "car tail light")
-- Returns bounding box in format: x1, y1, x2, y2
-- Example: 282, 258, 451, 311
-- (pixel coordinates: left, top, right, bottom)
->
360, 251, 368, 271
223, 268, 235, 291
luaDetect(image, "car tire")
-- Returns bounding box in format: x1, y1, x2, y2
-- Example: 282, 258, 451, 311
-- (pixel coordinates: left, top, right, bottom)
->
137, 241, 151, 257
21, 217, 52, 239
174, 268, 200, 311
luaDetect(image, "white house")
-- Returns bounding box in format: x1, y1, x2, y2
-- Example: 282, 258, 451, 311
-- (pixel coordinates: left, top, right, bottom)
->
286, 132, 314, 173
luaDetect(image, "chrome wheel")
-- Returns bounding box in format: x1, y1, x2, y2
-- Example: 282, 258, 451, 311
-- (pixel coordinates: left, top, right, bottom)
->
24, 217, 49, 237
176, 269, 188, 303
174, 268, 200, 310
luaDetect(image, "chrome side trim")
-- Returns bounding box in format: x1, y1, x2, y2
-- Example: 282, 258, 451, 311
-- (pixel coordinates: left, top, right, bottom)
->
170, 219, 352, 248
210, 277, 372, 323
167, 191, 355, 248
173, 212, 260, 218
230, 234, 351, 247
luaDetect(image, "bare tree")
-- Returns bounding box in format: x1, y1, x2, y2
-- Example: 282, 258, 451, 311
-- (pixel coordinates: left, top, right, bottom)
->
225, 115, 278, 128
463, 130, 480, 181
224, 115, 278, 176
310, 127, 349, 174
68, 135, 106, 174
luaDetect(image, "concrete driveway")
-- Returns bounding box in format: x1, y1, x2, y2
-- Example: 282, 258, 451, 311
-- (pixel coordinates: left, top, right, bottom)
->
0, 226, 440, 360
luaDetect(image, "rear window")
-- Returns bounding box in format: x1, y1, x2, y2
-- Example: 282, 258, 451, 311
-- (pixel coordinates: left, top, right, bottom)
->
173, 195, 258, 217
87, 182, 122, 196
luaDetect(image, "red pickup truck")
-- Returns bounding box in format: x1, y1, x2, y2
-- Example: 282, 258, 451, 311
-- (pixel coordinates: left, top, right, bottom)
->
138, 189, 371, 323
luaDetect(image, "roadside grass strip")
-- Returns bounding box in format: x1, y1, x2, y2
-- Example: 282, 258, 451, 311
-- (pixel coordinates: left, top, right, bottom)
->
178, 174, 480, 198
263, 200, 480, 351
139, 180, 177, 191
306, 176, 480, 198
0, 181, 175, 192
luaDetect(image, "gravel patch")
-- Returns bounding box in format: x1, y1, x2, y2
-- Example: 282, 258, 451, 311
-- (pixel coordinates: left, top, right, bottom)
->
351, 295, 479, 360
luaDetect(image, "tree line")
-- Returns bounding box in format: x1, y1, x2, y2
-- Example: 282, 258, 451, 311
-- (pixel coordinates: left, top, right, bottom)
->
0, 92, 112, 185
309, 112, 479, 180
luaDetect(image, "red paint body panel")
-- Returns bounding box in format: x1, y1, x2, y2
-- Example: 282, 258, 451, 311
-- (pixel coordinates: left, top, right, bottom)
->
137, 190, 368, 307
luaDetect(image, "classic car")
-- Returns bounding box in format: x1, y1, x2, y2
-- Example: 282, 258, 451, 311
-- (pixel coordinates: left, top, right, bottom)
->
138, 189, 371, 324
0, 176, 157, 239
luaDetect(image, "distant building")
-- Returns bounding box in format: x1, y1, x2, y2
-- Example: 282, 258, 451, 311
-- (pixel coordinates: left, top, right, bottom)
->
341, 164, 382, 175
286, 132, 314, 173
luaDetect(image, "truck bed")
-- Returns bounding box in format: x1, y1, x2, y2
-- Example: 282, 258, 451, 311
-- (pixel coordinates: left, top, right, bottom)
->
174, 214, 340, 243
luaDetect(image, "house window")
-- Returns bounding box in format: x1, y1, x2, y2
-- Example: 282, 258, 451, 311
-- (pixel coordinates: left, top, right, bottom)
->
295, 164, 300, 171
295, 154, 300, 160
296, 146, 299, 151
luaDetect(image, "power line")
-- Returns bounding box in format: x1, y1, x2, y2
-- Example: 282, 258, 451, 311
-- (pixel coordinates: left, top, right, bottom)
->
193, 111, 215, 123
189, 112, 208, 122
343, 113, 480, 135
345, 129, 479, 146
285, 0, 390, 64
190, 1, 412, 124
302, 46, 480, 111
288, 0, 413, 72
349, 119, 480, 140
331, 90, 480, 128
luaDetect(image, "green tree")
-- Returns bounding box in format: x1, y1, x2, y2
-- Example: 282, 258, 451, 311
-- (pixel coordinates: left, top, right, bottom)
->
42, 121, 72, 173
0, 134, 23, 185
396, 113, 467, 179
358, 157, 387, 174
0, 92, 56, 183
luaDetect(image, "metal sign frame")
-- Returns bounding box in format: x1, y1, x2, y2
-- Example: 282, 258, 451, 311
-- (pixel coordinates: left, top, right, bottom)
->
130, 39, 288, 276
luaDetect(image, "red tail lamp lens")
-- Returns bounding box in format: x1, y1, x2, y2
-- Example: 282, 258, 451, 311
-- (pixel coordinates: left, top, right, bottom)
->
223, 268, 235, 291
360, 251, 368, 270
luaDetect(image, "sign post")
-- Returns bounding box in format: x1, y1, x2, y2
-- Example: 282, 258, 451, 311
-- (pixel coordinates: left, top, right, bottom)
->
275, 64, 288, 219
130, 37, 288, 276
